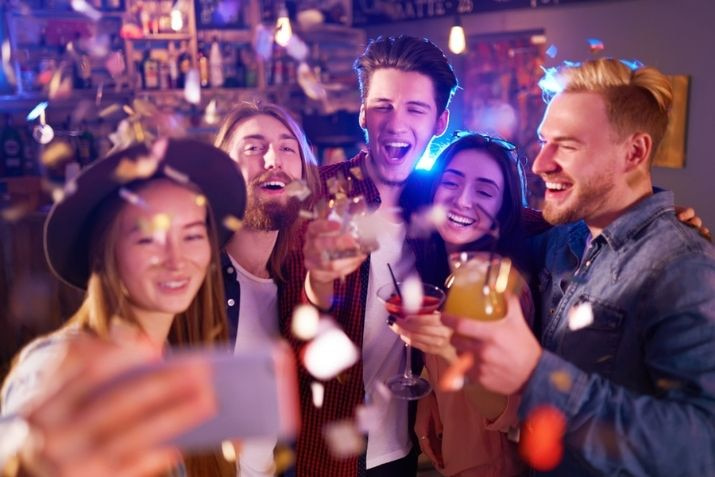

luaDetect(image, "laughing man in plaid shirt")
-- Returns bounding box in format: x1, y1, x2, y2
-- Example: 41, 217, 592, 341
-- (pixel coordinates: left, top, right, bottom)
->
278, 36, 458, 477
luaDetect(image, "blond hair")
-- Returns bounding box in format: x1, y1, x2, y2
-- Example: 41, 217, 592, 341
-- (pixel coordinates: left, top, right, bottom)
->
545, 58, 673, 162
214, 99, 320, 282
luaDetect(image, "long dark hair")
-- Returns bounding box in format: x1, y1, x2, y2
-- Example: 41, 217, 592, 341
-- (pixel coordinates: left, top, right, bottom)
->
399, 132, 528, 289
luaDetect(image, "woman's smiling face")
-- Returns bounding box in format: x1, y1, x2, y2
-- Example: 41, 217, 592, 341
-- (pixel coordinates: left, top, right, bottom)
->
433, 149, 505, 247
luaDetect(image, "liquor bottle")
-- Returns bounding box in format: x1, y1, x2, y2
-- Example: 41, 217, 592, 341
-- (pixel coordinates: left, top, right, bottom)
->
142, 50, 160, 89
167, 42, 179, 88
231, 44, 245, 88
243, 47, 258, 88
209, 37, 224, 88
177, 41, 192, 88
198, 46, 209, 88
272, 49, 284, 86
159, 59, 171, 90
0, 115, 24, 178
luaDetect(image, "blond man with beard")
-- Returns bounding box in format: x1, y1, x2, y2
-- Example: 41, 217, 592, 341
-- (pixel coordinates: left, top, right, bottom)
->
443, 58, 715, 476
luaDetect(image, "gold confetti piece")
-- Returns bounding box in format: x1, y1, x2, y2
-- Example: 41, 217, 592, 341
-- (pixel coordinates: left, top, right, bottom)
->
221, 441, 237, 462
1, 39, 17, 87
113, 156, 159, 182
132, 98, 157, 117
296, 62, 327, 101
41, 140, 73, 167
273, 444, 295, 474
595, 354, 613, 363
151, 213, 171, 232
549, 370, 572, 392
119, 188, 144, 206
438, 353, 474, 392
194, 194, 207, 207
349, 166, 364, 181
48, 72, 73, 100
123, 104, 136, 116
302, 320, 359, 380
222, 214, 243, 232
1, 202, 32, 222
99, 103, 122, 118
656, 378, 683, 391
162, 165, 189, 184
284, 180, 311, 202
299, 209, 317, 220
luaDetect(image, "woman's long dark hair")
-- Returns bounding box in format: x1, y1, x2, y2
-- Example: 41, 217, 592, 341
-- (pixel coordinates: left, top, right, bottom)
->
399, 133, 528, 289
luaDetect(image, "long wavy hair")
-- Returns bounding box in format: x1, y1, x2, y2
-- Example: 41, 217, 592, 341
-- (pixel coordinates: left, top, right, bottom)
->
66, 178, 233, 476
399, 132, 528, 289
214, 99, 320, 282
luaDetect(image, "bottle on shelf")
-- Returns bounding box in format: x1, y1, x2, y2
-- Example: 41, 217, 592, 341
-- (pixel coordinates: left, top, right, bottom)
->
198, 46, 209, 88
243, 46, 258, 88
77, 121, 97, 168
167, 41, 179, 88
1, 115, 25, 178
141, 49, 160, 90
177, 40, 192, 88
209, 36, 224, 88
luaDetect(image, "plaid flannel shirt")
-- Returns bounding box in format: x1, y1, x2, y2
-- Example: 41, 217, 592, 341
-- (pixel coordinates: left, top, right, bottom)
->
279, 151, 380, 477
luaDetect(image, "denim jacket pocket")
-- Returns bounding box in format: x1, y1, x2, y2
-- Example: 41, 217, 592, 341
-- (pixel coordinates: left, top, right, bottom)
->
561, 295, 626, 378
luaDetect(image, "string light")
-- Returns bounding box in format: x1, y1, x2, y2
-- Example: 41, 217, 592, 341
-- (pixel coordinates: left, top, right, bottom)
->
448, 16, 466, 55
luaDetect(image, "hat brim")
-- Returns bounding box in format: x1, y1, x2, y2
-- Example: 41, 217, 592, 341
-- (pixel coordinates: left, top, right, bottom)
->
44, 138, 246, 290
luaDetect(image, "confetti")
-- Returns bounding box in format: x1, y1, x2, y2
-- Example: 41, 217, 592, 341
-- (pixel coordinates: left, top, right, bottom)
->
401, 275, 424, 315
323, 420, 365, 459
1, 202, 32, 222
656, 378, 683, 391
222, 214, 244, 232
291, 304, 320, 340
1, 39, 16, 86
296, 62, 328, 102
204, 99, 219, 125
26, 102, 48, 122
163, 165, 189, 184
519, 405, 566, 471
302, 319, 359, 380
41, 140, 73, 166
407, 204, 447, 239
70, 0, 102, 21
285, 35, 309, 62
438, 352, 473, 392
48, 70, 73, 100
311, 381, 324, 408
113, 156, 160, 182
132, 98, 158, 117
549, 370, 572, 392
194, 194, 207, 207
119, 188, 145, 207
184, 69, 201, 105
33, 124, 55, 145
355, 404, 381, 433
299, 209, 317, 220
273, 444, 295, 474
587, 38, 605, 53
99, 103, 122, 118
221, 440, 237, 462
568, 301, 593, 331
545, 44, 558, 59
620, 59, 643, 71
349, 166, 363, 181
284, 179, 311, 202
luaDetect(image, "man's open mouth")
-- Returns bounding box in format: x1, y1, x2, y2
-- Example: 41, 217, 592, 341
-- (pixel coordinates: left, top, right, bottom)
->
382, 141, 411, 161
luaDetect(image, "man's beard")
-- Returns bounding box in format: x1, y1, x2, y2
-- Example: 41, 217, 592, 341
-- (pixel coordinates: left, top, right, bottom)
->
542, 170, 615, 225
243, 191, 300, 231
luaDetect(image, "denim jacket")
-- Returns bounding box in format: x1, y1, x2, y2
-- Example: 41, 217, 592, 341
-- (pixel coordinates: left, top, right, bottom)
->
521, 191, 715, 476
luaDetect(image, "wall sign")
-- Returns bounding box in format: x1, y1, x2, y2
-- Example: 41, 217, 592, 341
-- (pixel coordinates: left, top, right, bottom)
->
353, 0, 608, 26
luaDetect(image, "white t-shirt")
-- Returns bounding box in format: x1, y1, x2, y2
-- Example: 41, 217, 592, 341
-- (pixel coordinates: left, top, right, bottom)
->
362, 219, 416, 469
228, 254, 279, 477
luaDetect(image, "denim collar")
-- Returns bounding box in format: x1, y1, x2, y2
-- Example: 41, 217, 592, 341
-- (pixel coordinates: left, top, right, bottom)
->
600, 190, 675, 251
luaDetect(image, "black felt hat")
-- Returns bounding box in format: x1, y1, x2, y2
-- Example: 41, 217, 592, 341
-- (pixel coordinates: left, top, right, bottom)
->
44, 138, 246, 290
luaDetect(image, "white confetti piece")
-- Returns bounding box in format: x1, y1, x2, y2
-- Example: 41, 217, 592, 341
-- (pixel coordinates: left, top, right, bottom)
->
311, 381, 324, 408
568, 301, 593, 331
401, 275, 424, 315
184, 69, 201, 105
323, 420, 365, 459
291, 304, 320, 340
303, 320, 359, 380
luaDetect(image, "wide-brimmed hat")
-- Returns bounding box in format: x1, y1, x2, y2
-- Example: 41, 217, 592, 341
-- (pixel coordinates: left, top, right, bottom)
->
44, 138, 246, 290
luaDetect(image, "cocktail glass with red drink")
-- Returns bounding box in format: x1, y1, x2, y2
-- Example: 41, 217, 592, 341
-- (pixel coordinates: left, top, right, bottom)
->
376, 282, 446, 400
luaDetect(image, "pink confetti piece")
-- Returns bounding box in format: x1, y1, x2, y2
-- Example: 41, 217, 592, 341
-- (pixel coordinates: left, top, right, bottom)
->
291, 304, 320, 340
323, 420, 366, 459
587, 38, 605, 53
302, 319, 359, 380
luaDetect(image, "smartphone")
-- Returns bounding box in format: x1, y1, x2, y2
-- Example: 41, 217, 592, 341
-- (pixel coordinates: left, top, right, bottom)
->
169, 341, 300, 452
95, 341, 300, 452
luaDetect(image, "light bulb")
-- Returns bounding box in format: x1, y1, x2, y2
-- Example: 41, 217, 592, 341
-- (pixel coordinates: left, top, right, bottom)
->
449, 21, 466, 55
275, 5, 292, 47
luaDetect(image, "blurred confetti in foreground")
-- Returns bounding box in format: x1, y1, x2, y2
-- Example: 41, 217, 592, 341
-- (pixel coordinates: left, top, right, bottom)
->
291, 304, 320, 340
519, 405, 566, 471
222, 214, 243, 232
406, 204, 447, 239
302, 319, 359, 380
323, 420, 366, 459
568, 301, 593, 331
273, 443, 295, 474
546, 44, 558, 59
438, 353, 474, 392
549, 370, 572, 393
221, 440, 237, 462
311, 381, 324, 408
401, 275, 424, 314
